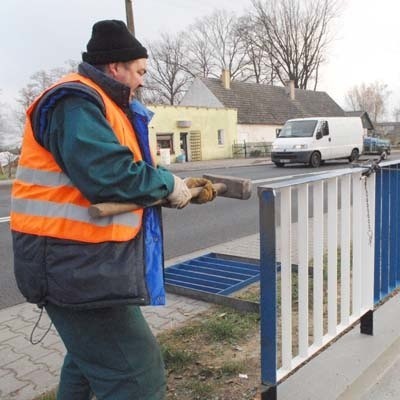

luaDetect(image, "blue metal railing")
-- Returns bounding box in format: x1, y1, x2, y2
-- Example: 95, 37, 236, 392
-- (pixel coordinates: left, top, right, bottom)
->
374, 162, 400, 303
258, 159, 400, 398
258, 166, 377, 394
259, 189, 277, 387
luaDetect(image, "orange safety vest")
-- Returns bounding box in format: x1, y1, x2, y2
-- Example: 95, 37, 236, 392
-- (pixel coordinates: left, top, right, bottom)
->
10, 73, 144, 243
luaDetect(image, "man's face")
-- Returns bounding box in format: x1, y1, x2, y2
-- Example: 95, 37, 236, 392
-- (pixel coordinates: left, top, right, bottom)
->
110, 58, 147, 97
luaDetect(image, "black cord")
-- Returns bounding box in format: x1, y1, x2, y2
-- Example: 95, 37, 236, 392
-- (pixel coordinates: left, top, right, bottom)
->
29, 306, 53, 345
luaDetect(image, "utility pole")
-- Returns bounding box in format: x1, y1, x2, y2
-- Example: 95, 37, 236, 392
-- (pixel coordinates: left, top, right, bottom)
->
125, 0, 135, 35
124, 0, 142, 101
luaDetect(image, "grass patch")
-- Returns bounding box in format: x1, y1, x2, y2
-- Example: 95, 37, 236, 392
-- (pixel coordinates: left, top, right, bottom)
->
183, 379, 215, 399
219, 359, 247, 376
202, 311, 259, 343
162, 344, 197, 372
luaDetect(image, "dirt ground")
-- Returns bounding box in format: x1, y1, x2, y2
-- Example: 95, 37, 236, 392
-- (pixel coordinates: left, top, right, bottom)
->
158, 305, 262, 400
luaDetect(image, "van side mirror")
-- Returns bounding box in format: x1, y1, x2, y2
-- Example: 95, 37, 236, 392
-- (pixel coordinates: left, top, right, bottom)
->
316, 130, 323, 140
276, 128, 281, 137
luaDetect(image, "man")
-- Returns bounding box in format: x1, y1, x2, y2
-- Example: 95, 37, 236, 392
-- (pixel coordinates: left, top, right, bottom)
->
10, 20, 215, 400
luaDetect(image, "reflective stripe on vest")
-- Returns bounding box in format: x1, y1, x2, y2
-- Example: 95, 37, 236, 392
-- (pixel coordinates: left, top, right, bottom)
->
16, 166, 74, 187
11, 74, 144, 243
12, 198, 140, 228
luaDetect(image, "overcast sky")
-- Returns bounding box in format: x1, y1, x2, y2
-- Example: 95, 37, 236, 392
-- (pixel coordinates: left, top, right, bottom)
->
1, 0, 400, 118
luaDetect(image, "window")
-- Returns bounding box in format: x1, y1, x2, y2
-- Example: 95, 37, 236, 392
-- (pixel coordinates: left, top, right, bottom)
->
279, 120, 317, 138
156, 133, 174, 154
217, 129, 225, 145
322, 121, 329, 136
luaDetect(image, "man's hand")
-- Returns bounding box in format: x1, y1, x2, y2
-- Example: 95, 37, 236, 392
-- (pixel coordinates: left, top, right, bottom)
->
184, 178, 217, 204
165, 175, 192, 209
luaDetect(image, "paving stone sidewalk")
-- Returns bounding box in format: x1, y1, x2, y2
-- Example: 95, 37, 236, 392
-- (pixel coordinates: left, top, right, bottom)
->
0, 234, 259, 400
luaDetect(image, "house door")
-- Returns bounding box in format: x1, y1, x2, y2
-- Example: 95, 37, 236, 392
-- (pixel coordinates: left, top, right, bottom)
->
180, 133, 188, 160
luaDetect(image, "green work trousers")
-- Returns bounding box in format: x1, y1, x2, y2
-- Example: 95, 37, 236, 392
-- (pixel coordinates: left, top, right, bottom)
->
45, 303, 166, 400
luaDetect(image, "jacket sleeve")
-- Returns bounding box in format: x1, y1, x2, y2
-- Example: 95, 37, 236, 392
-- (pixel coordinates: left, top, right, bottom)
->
42, 95, 175, 205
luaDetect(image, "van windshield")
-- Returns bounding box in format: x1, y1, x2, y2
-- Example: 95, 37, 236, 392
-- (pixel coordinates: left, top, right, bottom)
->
278, 120, 318, 138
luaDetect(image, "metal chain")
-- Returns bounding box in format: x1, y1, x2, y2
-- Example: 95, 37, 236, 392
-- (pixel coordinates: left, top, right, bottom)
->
359, 153, 385, 247
362, 176, 373, 246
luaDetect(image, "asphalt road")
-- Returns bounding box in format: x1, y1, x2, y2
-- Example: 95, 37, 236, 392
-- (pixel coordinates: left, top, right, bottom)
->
1, 155, 398, 309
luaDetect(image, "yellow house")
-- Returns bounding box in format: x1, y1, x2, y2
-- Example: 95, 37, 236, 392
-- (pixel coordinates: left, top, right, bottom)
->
148, 105, 237, 164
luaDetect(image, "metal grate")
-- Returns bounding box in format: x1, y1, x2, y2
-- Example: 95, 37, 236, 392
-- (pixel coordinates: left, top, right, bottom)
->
165, 253, 260, 296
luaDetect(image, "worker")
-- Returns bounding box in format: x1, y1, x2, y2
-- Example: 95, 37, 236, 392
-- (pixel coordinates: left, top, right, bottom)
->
10, 19, 216, 400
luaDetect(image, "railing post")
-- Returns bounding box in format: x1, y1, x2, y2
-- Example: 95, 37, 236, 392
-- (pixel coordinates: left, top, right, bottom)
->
261, 384, 277, 400
380, 169, 390, 298
360, 310, 374, 335
374, 167, 382, 303
259, 187, 277, 395
389, 165, 398, 291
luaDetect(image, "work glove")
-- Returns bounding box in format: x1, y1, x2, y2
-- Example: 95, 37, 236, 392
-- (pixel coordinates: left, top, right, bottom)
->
166, 175, 192, 209
184, 177, 217, 204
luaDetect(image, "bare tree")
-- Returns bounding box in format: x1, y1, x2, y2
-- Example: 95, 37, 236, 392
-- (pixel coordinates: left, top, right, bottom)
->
0, 151, 17, 179
0, 90, 20, 149
145, 33, 192, 105
0, 104, 8, 149
250, 0, 340, 89
345, 82, 390, 122
183, 20, 218, 79
206, 10, 250, 80
393, 107, 400, 122
183, 10, 251, 81
15, 60, 78, 128
236, 15, 277, 84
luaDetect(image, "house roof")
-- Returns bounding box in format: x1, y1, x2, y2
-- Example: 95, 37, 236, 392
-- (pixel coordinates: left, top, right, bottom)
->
191, 78, 345, 125
374, 122, 400, 134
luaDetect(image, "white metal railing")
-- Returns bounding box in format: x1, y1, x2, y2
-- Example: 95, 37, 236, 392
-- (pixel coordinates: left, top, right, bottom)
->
259, 167, 376, 387
0, 217, 10, 223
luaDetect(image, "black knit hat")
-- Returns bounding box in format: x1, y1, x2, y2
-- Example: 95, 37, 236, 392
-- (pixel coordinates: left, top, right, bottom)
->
82, 20, 148, 64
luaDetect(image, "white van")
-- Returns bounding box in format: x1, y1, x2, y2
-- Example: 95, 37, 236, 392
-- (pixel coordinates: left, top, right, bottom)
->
271, 117, 364, 167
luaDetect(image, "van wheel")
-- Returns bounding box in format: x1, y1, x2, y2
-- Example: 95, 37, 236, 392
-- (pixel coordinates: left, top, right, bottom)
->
309, 152, 321, 168
274, 162, 284, 167
348, 148, 359, 162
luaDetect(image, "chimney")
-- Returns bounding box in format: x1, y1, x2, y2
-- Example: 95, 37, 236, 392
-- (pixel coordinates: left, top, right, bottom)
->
286, 80, 295, 100
221, 69, 231, 89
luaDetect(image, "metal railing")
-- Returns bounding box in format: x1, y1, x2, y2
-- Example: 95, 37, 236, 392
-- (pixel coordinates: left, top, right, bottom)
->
374, 161, 400, 303
258, 166, 377, 396
232, 142, 272, 158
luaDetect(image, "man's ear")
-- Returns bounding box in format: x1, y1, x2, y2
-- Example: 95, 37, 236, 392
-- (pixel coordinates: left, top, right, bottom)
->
108, 63, 119, 78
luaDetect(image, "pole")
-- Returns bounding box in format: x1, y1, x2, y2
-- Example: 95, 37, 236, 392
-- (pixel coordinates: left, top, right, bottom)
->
124, 0, 143, 101
125, 0, 135, 35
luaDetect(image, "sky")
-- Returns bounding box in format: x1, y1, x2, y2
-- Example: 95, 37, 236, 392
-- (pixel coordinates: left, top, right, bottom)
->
1, 0, 400, 118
